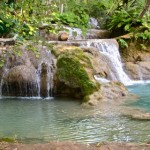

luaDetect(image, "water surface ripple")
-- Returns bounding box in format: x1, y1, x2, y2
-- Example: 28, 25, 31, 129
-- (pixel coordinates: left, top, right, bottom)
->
0, 84, 150, 143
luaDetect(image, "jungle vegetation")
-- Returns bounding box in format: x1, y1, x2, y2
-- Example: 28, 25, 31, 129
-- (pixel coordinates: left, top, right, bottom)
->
0, 0, 149, 42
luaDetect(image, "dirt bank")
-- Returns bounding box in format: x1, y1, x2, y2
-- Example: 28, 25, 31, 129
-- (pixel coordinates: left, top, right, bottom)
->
0, 141, 150, 150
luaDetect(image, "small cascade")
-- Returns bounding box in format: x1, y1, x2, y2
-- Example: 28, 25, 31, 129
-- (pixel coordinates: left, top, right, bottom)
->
35, 48, 54, 98
66, 27, 84, 40
46, 64, 53, 97
88, 17, 99, 29
83, 40, 132, 85
0, 59, 10, 97
36, 63, 42, 97
36, 62, 53, 98
0, 46, 54, 98
138, 64, 143, 81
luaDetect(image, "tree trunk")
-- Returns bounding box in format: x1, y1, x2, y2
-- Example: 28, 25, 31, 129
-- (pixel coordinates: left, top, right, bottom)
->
139, 0, 150, 18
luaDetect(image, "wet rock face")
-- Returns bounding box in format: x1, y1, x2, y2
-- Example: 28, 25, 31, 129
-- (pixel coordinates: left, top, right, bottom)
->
0, 44, 101, 99
83, 82, 128, 106
0, 45, 56, 97
125, 61, 150, 80
121, 42, 150, 80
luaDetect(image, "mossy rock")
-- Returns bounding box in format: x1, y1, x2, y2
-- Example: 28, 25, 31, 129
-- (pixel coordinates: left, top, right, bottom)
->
0, 137, 16, 143
55, 46, 99, 98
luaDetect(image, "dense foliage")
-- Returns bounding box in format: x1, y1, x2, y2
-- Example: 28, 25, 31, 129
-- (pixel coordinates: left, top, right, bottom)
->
108, 0, 150, 41
0, 0, 149, 43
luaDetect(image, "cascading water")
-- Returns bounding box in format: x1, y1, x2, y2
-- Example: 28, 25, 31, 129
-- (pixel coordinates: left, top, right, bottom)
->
0, 46, 54, 98
66, 27, 83, 40
0, 58, 10, 96
36, 62, 53, 98
46, 64, 53, 98
34, 47, 54, 98
36, 63, 42, 97
48, 39, 132, 85
84, 40, 132, 85
138, 64, 143, 81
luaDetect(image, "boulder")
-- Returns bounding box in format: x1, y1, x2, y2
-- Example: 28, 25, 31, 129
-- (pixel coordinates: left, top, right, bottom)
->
52, 45, 99, 99
5, 65, 36, 83
125, 62, 139, 80
2, 65, 38, 96
138, 62, 150, 80
125, 61, 150, 80
101, 82, 128, 101
122, 41, 150, 80
58, 31, 69, 41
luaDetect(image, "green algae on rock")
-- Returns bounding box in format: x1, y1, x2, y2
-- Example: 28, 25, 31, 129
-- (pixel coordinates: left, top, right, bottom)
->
0, 137, 17, 143
53, 45, 99, 100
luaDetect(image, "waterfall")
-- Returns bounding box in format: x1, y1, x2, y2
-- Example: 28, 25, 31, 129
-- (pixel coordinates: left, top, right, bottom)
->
46, 64, 53, 98
0, 59, 10, 96
0, 46, 54, 98
34, 66, 53, 98
36, 62, 53, 98
36, 63, 42, 97
66, 27, 84, 40
88, 17, 99, 29
48, 39, 132, 85
138, 64, 143, 81
80, 39, 131, 85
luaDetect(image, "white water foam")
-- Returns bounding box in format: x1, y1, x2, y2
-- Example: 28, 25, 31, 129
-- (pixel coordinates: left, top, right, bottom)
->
84, 40, 132, 85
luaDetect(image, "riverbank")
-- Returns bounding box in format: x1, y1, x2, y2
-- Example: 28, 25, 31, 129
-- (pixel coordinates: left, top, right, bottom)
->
1, 141, 150, 150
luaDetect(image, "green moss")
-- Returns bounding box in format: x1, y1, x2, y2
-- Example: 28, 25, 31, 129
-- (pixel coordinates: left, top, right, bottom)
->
83, 95, 90, 102
0, 137, 16, 143
57, 49, 98, 96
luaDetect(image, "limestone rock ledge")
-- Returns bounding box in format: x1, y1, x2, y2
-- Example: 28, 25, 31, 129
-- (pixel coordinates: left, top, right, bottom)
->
0, 44, 129, 103
83, 82, 128, 106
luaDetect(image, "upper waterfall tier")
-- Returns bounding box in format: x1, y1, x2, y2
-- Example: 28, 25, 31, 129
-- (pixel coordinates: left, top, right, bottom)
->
48, 39, 132, 85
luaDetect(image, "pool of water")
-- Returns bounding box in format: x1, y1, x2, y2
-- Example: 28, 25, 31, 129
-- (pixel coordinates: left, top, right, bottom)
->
0, 84, 150, 143
127, 83, 150, 112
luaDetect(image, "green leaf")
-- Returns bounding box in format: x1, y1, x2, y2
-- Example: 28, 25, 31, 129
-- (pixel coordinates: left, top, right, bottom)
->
124, 24, 130, 31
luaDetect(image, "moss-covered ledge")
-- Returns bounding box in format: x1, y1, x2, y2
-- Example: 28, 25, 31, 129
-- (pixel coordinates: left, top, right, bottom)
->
52, 45, 99, 101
